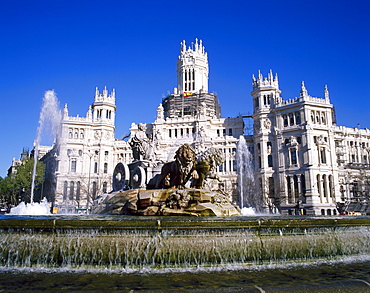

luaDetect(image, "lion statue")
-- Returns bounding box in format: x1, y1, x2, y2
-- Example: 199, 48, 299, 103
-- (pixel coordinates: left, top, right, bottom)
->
155, 144, 199, 189
191, 148, 225, 189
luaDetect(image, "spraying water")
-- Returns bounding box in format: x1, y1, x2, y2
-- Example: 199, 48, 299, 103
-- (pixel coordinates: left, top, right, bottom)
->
11, 90, 61, 215
236, 135, 261, 214
31, 90, 62, 202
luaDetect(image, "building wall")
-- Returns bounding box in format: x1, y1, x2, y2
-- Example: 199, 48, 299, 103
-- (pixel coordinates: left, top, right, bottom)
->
39, 40, 370, 215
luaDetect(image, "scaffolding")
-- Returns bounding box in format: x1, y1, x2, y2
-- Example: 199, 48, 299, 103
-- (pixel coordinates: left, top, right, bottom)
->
162, 93, 221, 119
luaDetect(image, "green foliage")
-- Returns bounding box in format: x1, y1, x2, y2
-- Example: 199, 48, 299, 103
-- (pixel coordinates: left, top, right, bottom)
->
0, 158, 45, 204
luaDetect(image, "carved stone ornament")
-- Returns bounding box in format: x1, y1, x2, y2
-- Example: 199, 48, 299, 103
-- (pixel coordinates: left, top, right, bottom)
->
94, 131, 101, 140
263, 119, 271, 129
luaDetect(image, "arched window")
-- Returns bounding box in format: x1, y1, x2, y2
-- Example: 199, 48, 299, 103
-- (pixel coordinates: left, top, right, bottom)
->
92, 182, 97, 200
322, 175, 327, 198
69, 181, 74, 200
301, 174, 306, 196
104, 163, 108, 174
293, 175, 299, 201
103, 182, 107, 193
76, 181, 81, 201
94, 162, 98, 173
317, 174, 322, 200
268, 177, 274, 198
63, 181, 68, 201
287, 176, 293, 204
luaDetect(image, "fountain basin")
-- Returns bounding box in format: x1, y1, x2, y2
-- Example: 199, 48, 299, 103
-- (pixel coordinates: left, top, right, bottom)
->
0, 216, 369, 271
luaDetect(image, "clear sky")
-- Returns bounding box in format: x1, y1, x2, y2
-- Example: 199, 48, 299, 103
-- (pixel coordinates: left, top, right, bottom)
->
1, 0, 369, 177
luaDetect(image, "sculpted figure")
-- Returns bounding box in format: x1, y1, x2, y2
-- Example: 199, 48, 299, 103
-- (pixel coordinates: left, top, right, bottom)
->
192, 148, 225, 189
155, 144, 199, 189
129, 123, 154, 161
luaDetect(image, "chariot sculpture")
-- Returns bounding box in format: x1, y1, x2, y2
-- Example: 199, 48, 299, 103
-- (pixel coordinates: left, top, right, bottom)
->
93, 127, 240, 216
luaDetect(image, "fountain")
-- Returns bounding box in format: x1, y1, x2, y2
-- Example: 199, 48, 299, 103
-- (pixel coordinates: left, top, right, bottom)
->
2, 98, 370, 292
236, 135, 261, 214
10, 90, 61, 215
93, 144, 240, 216
1, 154, 370, 291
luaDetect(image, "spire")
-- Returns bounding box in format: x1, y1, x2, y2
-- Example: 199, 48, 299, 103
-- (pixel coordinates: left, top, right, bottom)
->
103, 86, 108, 97
300, 81, 308, 98
63, 103, 68, 118
86, 105, 92, 119
156, 103, 164, 120
324, 85, 329, 100
268, 69, 273, 82
252, 70, 280, 90
180, 40, 186, 52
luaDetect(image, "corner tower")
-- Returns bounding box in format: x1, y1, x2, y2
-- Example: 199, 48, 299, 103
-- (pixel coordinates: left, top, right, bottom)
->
177, 38, 208, 94
92, 86, 116, 126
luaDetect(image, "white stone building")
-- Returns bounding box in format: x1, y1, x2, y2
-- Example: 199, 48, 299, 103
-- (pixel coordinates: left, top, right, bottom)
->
39, 39, 370, 215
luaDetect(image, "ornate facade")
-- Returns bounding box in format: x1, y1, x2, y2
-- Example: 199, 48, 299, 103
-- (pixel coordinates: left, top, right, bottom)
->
39, 39, 370, 215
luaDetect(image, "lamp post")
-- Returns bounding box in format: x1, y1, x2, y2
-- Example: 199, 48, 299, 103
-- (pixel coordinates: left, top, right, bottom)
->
85, 150, 94, 212
85, 149, 99, 213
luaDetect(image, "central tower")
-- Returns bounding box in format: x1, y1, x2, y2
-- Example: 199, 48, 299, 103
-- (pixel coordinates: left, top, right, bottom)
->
162, 39, 220, 119
177, 38, 209, 94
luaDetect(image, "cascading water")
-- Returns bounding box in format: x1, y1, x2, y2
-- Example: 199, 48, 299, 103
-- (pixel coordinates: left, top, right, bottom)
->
10, 90, 61, 215
236, 135, 261, 214
0, 217, 369, 271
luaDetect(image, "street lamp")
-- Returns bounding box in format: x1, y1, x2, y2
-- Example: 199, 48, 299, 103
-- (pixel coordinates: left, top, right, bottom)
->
85, 149, 99, 212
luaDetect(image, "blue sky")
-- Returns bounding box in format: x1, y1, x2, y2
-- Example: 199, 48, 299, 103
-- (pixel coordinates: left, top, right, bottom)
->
1, 0, 369, 177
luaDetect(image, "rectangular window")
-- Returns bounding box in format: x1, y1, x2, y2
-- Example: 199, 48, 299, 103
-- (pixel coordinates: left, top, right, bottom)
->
268, 155, 273, 167
320, 149, 327, 164
71, 161, 77, 172
295, 112, 301, 124
283, 115, 288, 127
229, 129, 233, 136
290, 149, 297, 165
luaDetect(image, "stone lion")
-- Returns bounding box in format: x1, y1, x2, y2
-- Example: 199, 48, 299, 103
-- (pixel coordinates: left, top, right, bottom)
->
191, 148, 225, 189
155, 144, 199, 189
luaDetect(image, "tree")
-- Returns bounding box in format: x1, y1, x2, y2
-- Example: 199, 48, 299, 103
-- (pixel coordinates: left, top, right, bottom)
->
0, 158, 45, 204
0, 176, 15, 205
